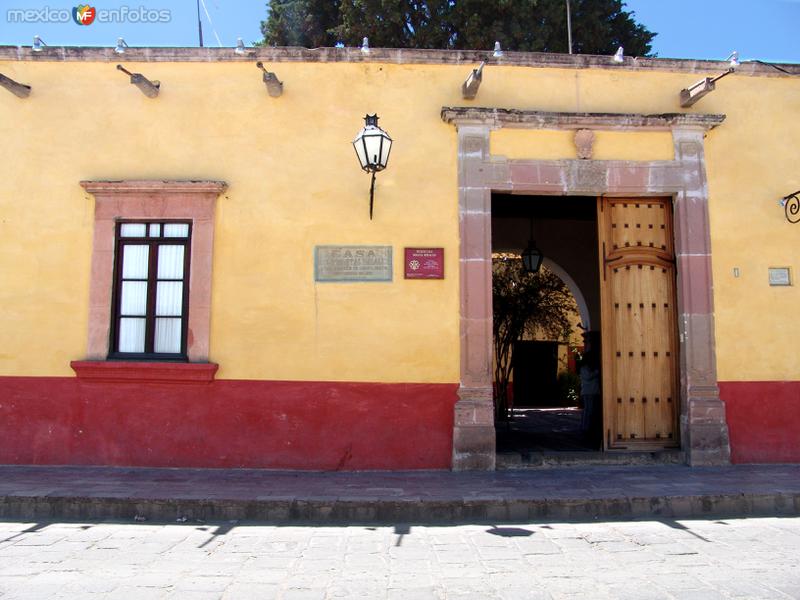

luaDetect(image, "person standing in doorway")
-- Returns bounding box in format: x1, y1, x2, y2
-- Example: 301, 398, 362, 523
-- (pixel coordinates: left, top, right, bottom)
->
579, 334, 601, 448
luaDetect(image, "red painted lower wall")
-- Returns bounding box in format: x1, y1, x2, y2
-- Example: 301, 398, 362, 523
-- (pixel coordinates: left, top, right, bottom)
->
5, 376, 793, 468
0, 376, 457, 470
720, 381, 800, 464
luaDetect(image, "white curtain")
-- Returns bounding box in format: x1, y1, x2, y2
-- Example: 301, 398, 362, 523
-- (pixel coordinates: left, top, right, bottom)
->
157, 245, 184, 279
156, 282, 183, 317
154, 318, 182, 353
154, 244, 185, 352
120, 281, 148, 316
120, 223, 146, 238
118, 318, 145, 352
122, 245, 149, 279
163, 223, 189, 238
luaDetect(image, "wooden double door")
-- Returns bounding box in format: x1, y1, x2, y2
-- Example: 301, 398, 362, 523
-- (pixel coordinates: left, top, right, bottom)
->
597, 197, 679, 450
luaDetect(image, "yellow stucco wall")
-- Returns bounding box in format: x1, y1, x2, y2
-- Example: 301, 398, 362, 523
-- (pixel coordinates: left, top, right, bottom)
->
702, 75, 800, 382
0, 61, 465, 382
0, 56, 797, 382
491, 129, 673, 161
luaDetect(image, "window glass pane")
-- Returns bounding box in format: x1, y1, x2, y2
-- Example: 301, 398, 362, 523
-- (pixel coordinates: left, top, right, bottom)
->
156, 281, 183, 317
118, 318, 145, 352
157, 245, 184, 279
154, 318, 182, 353
149, 223, 161, 237
120, 281, 148, 316
163, 223, 189, 238
122, 245, 149, 279
120, 223, 147, 237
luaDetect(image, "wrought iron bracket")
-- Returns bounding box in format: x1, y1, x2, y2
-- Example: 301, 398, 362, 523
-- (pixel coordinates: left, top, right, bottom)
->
781, 190, 800, 223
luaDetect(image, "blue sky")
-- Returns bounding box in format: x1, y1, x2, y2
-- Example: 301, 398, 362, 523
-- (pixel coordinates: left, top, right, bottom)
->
1, 1, 798, 64
624, 0, 799, 63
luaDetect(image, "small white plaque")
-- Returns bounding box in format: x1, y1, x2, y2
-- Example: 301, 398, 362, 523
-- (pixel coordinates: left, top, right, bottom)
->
768, 267, 791, 286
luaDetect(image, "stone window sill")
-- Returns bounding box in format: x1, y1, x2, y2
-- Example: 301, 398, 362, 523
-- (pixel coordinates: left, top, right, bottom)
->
70, 360, 218, 384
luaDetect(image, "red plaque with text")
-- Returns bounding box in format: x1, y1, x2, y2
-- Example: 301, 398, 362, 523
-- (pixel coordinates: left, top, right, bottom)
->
404, 248, 444, 279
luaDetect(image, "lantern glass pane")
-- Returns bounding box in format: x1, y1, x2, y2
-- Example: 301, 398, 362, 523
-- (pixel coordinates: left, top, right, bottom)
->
379, 134, 392, 168
353, 134, 369, 170
522, 254, 532, 272
521, 245, 543, 273
363, 133, 383, 167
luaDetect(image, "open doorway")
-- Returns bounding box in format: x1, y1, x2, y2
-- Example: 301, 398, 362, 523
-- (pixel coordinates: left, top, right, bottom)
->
491, 194, 682, 465
491, 194, 601, 458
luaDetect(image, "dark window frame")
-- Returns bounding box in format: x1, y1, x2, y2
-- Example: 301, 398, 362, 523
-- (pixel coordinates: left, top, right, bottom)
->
108, 220, 192, 361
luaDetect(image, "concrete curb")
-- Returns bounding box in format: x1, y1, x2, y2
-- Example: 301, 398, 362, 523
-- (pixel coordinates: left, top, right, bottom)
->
2, 492, 798, 524
3, 464, 799, 524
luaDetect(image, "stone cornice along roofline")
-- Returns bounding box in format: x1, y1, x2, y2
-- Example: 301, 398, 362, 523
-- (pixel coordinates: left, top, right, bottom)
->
441, 108, 726, 131
1, 45, 798, 78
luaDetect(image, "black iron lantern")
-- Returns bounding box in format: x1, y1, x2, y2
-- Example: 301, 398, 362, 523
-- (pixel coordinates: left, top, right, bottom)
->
521, 240, 544, 273
521, 218, 544, 273
352, 114, 393, 219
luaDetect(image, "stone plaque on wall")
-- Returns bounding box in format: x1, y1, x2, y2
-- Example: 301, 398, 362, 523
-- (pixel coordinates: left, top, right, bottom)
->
314, 245, 392, 282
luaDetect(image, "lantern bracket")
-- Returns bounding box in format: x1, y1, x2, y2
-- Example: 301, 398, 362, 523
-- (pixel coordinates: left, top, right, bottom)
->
780, 190, 800, 224
369, 171, 377, 220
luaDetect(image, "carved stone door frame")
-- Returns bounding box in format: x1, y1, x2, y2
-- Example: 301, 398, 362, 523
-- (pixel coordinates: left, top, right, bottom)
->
441, 108, 731, 470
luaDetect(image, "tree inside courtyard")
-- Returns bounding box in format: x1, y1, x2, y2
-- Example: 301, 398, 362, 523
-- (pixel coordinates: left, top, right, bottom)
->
492, 254, 577, 421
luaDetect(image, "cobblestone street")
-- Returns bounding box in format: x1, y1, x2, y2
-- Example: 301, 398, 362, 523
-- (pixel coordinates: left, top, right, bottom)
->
0, 516, 798, 599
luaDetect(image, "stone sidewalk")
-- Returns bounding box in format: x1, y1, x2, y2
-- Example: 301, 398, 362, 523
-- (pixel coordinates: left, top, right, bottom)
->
2, 517, 800, 599
0, 464, 798, 523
